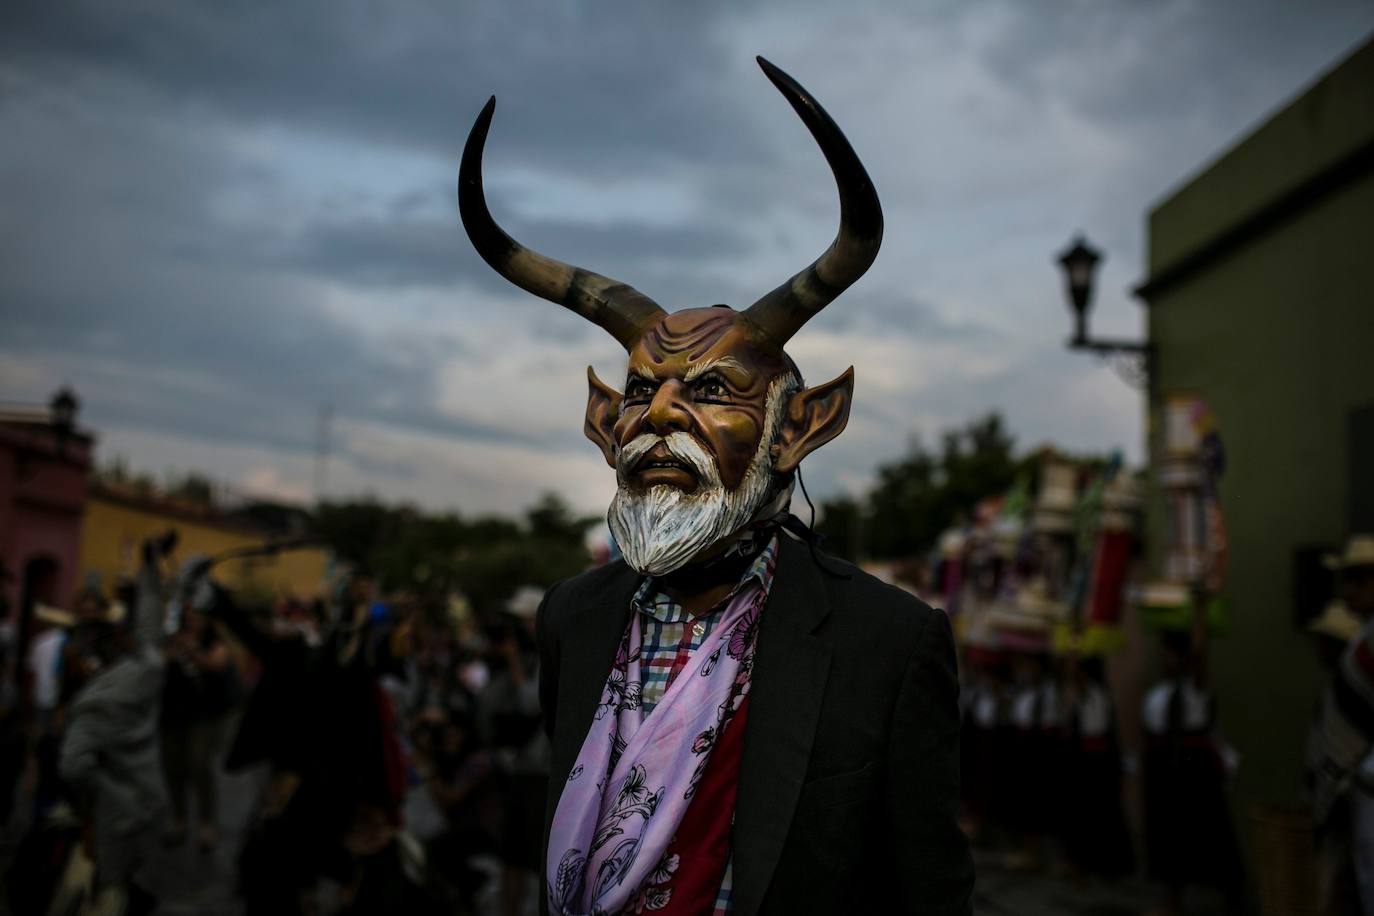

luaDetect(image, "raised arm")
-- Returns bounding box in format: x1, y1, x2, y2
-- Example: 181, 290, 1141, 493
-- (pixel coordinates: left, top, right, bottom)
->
133, 539, 169, 651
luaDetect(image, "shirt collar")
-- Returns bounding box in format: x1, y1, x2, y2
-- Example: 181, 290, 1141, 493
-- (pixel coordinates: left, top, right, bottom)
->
633, 533, 780, 623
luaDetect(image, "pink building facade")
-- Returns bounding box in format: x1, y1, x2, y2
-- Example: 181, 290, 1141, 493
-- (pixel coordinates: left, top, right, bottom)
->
0, 390, 95, 633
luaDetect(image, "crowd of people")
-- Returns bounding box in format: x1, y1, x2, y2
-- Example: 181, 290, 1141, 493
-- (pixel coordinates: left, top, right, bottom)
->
0, 532, 555, 916
2, 523, 1372, 915
958, 531, 1374, 916
959, 649, 1136, 879
958, 633, 1248, 915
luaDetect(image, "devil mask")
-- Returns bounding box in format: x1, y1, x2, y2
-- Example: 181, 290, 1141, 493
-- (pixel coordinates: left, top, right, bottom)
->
459, 57, 882, 576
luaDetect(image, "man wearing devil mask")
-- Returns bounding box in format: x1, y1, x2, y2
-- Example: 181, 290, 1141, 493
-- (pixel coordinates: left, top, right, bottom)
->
459, 58, 973, 916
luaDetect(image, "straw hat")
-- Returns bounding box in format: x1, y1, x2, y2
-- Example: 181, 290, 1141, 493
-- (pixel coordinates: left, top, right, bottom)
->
35, 600, 128, 628
34, 603, 77, 628
1308, 600, 1363, 642
1325, 534, 1374, 571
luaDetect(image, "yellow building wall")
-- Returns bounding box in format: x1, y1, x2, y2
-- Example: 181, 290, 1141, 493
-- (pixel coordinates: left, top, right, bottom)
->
80, 494, 330, 602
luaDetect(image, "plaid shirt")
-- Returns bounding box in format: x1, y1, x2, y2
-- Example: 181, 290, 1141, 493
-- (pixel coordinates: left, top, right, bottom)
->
631, 534, 780, 916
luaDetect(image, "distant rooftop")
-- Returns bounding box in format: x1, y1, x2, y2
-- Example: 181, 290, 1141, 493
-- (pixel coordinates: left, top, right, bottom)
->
89, 478, 312, 539
0, 405, 53, 425
0, 388, 95, 455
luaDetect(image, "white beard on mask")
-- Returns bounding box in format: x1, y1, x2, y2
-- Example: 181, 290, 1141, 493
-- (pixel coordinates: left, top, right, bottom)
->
608, 374, 797, 577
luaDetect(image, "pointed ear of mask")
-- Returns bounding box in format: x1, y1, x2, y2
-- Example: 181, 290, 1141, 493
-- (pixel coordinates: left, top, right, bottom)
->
584, 366, 621, 468
773, 367, 855, 474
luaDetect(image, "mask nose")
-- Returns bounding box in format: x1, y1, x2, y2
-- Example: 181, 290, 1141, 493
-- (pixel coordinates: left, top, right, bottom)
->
643, 380, 691, 436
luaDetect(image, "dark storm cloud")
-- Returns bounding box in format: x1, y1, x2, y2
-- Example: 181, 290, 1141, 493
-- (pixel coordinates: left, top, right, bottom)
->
0, 80, 578, 464
931, 0, 1374, 248
969, 0, 1374, 129
279, 216, 491, 292
822, 289, 997, 341
3, 0, 1372, 510
279, 206, 753, 293
0, 0, 783, 474
0, 0, 764, 172
0, 97, 404, 446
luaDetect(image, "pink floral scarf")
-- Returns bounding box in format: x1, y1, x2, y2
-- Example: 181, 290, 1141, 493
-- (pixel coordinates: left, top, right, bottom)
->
546, 572, 765, 915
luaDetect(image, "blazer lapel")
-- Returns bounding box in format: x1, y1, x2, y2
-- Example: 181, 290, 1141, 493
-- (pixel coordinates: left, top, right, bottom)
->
549, 564, 639, 786
732, 536, 833, 916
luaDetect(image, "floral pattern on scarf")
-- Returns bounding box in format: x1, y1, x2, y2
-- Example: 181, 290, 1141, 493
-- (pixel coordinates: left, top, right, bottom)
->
547, 539, 774, 915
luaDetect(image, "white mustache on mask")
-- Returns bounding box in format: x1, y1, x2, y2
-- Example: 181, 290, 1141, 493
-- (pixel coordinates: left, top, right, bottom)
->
615, 431, 722, 489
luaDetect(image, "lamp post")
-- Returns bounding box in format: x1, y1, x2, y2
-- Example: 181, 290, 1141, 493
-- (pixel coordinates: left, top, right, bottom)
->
1056, 234, 1151, 387
49, 386, 78, 456
49, 387, 78, 434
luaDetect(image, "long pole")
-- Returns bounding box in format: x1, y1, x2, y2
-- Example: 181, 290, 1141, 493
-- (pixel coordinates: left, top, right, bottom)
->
313, 403, 333, 503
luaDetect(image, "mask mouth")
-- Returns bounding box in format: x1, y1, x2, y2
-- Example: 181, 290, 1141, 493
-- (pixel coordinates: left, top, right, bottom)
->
631, 442, 700, 491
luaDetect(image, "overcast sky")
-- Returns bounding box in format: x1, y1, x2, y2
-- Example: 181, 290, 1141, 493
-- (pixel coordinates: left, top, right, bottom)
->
3, 1, 1371, 519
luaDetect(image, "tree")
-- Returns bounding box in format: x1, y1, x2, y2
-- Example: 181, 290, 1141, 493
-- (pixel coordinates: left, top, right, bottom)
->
98, 455, 131, 485
310, 499, 400, 572
165, 472, 216, 507
815, 495, 863, 561
816, 412, 1022, 562
308, 492, 597, 619
524, 493, 599, 549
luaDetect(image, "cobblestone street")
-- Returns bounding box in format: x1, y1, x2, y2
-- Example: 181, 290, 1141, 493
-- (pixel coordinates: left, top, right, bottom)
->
0, 766, 1229, 916
0, 765, 258, 916
972, 858, 1227, 916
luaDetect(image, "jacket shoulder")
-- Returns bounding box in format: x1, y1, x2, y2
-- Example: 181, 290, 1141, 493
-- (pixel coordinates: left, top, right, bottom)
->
796, 542, 944, 653
540, 560, 638, 628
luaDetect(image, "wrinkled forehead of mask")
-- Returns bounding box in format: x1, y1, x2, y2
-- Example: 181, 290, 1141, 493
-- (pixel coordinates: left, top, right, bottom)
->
624, 308, 798, 383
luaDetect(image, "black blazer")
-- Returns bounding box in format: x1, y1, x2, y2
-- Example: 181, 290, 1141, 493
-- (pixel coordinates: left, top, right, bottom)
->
537, 534, 974, 915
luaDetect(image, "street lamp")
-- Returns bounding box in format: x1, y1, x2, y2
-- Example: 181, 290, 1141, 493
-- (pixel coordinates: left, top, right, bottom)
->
48, 386, 81, 459
1055, 234, 1151, 386
1058, 235, 1100, 345
49, 387, 79, 434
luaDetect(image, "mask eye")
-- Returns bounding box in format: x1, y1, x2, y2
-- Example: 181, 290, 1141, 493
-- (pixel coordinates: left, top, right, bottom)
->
624, 378, 656, 403
694, 375, 730, 401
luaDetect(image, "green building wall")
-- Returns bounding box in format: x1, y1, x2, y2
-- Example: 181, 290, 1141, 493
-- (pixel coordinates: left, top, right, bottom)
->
1138, 36, 1374, 815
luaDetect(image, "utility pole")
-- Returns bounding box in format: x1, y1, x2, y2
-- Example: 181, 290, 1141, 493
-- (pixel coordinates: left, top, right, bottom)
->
313, 403, 333, 504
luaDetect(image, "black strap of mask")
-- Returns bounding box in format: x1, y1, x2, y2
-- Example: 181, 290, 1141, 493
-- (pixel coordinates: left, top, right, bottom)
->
781, 466, 851, 580
655, 531, 770, 592
777, 512, 851, 580
655, 466, 851, 590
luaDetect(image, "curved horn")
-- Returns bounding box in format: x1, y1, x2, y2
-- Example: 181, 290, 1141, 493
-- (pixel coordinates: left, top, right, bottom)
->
744, 57, 883, 346
458, 97, 667, 350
